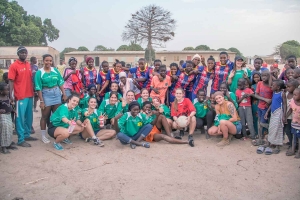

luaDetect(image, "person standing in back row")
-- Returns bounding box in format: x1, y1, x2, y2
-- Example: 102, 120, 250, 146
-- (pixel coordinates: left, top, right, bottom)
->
8, 46, 37, 147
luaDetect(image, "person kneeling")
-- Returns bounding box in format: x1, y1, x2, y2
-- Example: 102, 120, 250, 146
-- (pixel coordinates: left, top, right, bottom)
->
117, 101, 152, 149
208, 92, 242, 146
48, 93, 101, 150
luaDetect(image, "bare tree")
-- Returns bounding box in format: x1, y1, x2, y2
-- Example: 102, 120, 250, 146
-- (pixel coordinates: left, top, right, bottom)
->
122, 5, 176, 64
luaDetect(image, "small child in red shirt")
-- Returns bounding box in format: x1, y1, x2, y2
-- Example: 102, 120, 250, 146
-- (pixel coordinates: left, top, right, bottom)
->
235, 78, 256, 139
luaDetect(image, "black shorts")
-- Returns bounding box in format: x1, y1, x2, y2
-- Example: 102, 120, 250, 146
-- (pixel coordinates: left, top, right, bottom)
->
105, 118, 112, 125
48, 122, 58, 139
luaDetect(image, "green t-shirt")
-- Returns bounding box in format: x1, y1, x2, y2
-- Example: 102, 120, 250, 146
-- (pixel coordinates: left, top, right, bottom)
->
35, 67, 64, 90
224, 92, 238, 109
81, 108, 101, 131
118, 112, 151, 136
98, 99, 122, 119
79, 94, 96, 109
229, 68, 251, 94
137, 97, 152, 108
214, 114, 239, 126
193, 99, 208, 118
104, 92, 122, 101
50, 103, 79, 128
159, 104, 171, 119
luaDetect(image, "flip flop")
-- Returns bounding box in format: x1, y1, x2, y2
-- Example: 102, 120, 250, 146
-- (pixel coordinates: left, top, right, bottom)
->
265, 147, 273, 155
256, 146, 265, 154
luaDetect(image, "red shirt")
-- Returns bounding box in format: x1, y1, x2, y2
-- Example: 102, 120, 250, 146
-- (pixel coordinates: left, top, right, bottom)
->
236, 88, 253, 107
255, 81, 273, 109
171, 98, 196, 117
8, 60, 34, 101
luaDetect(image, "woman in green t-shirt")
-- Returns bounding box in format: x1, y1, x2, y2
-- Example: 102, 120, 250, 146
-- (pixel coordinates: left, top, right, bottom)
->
152, 97, 173, 129
81, 97, 116, 143
98, 91, 122, 129
227, 56, 251, 94
79, 84, 96, 109
48, 93, 100, 150
35, 54, 67, 144
117, 101, 152, 149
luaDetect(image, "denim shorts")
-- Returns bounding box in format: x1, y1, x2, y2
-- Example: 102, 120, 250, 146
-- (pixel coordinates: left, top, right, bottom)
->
291, 127, 300, 138
258, 108, 269, 124
42, 86, 62, 107
235, 121, 242, 134
64, 88, 72, 97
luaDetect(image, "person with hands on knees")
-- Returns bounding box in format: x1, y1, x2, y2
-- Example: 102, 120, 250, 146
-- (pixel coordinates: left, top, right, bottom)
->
208, 92, 242, 146
219, 82, 238, 109
256, 80, 286, 155
119, 71, 140, 99
251, 71, 273, 146
117, 101, 152, 149
171, 88, 196, 147
48, 93, 101, 150
81, 97, 116, 146
35, 54, 67, 144
0, 82, 18, 154
150, 65, 171, 105
142, 101, 188, 145
235, 78, 256, 140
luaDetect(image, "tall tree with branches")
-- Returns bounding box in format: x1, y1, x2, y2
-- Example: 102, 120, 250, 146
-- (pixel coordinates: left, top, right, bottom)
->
122, 5, 176, 63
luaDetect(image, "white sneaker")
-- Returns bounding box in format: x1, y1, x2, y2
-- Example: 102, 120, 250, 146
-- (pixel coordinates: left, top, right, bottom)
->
42, 136, 50, 144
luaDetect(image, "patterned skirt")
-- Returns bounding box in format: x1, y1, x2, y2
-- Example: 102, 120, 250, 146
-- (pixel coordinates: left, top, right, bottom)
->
0, 113, 13, 147
268, 108, 283, 145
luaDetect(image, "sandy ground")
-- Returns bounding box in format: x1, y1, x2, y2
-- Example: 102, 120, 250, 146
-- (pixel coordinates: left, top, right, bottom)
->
0, 109, 300, 200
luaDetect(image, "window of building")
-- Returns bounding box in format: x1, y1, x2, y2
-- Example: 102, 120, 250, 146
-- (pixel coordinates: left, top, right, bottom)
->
161, 56, 166, 61
108, 57, 114, 62
186, 56, 192, 61
174, 56, 179, 61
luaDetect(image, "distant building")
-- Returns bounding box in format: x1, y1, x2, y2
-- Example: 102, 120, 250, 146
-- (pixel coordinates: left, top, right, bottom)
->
247, 55, 281, 65
65, 50, 236, 67
0, 46, 60, 69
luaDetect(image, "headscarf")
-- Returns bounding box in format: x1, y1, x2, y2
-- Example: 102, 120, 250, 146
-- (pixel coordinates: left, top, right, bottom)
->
87, 84, 96, 91
86, 57, 94, 64
128, 101, 140, 111
68, 57, 77, 65
119, 72, 127, 78
192, 54, 201, 61
17, 46, 27, 54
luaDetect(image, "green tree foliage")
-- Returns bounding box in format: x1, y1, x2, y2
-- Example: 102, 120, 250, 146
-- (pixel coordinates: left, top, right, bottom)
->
280, 44, 300, 60
94, 45, 108, 51
282, 40, 300, 47
195, 45, 210, 51
228, 47, 243, 56
60, 47, 77, 59
117, 45, 129, 51
183, 47, 194, 51
117, 42, 143, 51
77, 46, 89, 51
0, 0, 59, 46
217, 48, 227, 51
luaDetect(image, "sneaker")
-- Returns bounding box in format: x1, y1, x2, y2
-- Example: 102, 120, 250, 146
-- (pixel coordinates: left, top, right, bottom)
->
217, 138, 230, 147
93, 138, 104, 147
53, 142, 64, 150
62, 138, 72, 144
42, 136, 50, 144
179, 130, 184, 137
25, 136, 37, 141
188, 135, 194, 147
17, 141, 31, 147
85, 137, 92, 143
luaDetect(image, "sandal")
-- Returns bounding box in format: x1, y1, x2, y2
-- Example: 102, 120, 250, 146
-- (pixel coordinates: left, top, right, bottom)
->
1, 147, 10, 154
273, 149, 280, 154
130, 144, 136, 149
142, 142, 150, 148
265, 147, 273, 155
251, 139, 265, 146
286, 149, 295, 156
7, 145, 18, 150
256, 146, 265, 154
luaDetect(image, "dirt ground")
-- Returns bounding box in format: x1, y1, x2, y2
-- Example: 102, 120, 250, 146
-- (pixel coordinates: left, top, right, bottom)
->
0, 109, 300, 200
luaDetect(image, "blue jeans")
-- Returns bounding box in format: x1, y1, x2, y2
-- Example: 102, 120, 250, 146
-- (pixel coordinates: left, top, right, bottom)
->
16, 98, 33, 144
117, 124, 153, 144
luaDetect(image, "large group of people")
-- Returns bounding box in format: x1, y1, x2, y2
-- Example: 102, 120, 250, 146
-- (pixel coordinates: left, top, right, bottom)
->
0, 46, 299, 159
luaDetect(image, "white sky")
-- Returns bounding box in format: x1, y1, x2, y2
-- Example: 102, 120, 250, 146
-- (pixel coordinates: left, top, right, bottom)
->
17, 0, 300, 56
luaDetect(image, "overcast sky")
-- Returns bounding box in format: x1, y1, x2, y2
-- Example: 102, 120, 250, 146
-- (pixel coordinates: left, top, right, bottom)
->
18, 0, 300, 57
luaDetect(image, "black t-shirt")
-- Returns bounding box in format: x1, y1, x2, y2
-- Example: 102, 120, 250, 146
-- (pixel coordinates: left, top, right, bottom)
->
0, 99, 12, 113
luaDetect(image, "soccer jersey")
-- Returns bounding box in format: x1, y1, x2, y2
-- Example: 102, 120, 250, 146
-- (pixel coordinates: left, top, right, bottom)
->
83, 67, 97, 87
98, 99, 122, 119
193, 99, 208, 118
81, 108, 101, 131
172, 72, 196, 96
150, 75, 171, 104
159, 104, 171, 119
96, 70, 109, 97
255, 81, 273, 109
50, 103, 79, 128
8, 60, 34, 101
229, 68, 251, 94
171, 98, 196, 117
104, 92, 122, 101
212, 60, 234, 91
35, 67, 64, 91
79, 94, 96, 109
145, 68, 158, 90
236, 88, 254, 107
193, 66, 214, 95
137, 97, 152, 108
118, 112, 151, 136
106, 68, 121, 84
129, 67, 149, 88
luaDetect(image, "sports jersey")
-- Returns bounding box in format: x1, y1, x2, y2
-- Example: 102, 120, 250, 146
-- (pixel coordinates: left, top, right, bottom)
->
212, 60, 234, 91
50, 103, 79, 128
82, 67, 97, 87
35, 67, 64, 90
129, 67, 149, 88
96, 70, 109, 96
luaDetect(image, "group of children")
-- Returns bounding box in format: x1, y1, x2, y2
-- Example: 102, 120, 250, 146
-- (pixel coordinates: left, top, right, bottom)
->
0, 52, 299, 157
